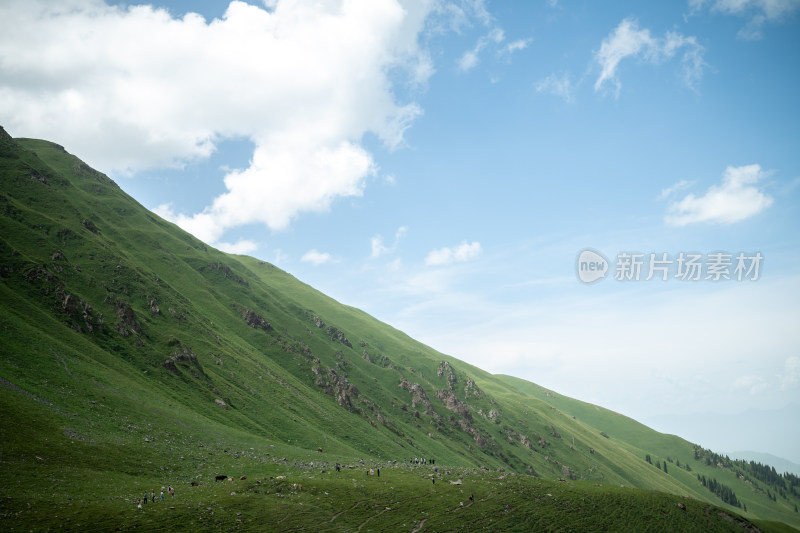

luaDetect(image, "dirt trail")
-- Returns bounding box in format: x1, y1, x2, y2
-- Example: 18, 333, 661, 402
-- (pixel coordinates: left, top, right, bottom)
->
329, 499, 366, 522
356, 506, 392, 531
411, 518, 427, 532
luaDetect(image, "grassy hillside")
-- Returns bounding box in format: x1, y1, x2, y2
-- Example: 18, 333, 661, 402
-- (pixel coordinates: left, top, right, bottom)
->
1, 126, 797, 531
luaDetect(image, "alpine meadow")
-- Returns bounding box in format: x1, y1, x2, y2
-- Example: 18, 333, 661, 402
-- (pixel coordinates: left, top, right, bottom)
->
2, 128, 799, 531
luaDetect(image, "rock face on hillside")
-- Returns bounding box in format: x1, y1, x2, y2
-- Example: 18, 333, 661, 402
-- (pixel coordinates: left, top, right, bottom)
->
58, 288, 104, 334
202, 262, 249, 286
233, 304, 271, 332
437, 389, 472, 420
464, 377, 483, 399
325, 326, 352, 348
163, 345, 198, 373
114, 299, 141, 337
437, 361, 458, 390
398, 378, 438, 420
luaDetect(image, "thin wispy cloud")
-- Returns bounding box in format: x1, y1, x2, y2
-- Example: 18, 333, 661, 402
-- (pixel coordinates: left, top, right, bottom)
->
658, 179, 691, 200
665, 164, 774, 226
457, 27, 505, 72
301, 249, 334, 266
450, 0, 528, 73
594, 18, 707, 96
689, 0, 800, 39
535, 73, 574, 102
503, 38, 532, 55
370, 226, 408, 258
781, 356, 800, 389
425, 241, 482, 266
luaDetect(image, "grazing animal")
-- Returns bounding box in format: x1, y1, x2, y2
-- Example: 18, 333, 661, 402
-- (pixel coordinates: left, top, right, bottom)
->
215, 475, 227, 482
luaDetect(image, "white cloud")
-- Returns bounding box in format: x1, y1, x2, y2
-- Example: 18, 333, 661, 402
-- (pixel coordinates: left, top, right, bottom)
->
535, 73, 573, 102
301, 249, 333, 266
733, 374, 768, 394
658, 179, 691, 200
503, 38, 531, 55
0, 0, 434, 242
457, 49, 481, 72
448, 1, 526, 74
425, 241, 482, 266
594, 18, 706, 96
689, 0, 800, 39
781, 356, 800, 389
215, 239, 258, 255
665, 164, 774, 226
371, 225, 408, 258
457, 27, 505, 72
273, 249, 289, 265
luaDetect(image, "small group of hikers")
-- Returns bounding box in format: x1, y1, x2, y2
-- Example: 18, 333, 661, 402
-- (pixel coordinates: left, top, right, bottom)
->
136, 485, 174, 509
405, 457, 434, 465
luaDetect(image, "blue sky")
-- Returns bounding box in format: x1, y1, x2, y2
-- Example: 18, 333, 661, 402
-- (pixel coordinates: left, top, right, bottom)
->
1, 0, 799, 462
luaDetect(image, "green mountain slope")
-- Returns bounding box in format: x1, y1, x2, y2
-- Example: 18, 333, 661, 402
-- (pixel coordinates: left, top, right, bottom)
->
1, 127, 797, 531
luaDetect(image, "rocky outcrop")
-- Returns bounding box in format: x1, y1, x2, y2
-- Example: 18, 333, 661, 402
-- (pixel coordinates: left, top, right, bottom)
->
58, 289, 103, 334
114, 299, 141, 337
464, 377, 483, 399
437, 361, 457, 390
202, 262, 249, 286
436, 389, 472, 420
233, 304, 271, 332
313, 316, 325, 329
363, 350, 391, 368
326, 326, 352, 348
399, 378, 436, 416
81, 219, 99, 233
318, 367, 359, 412
163, 345, 198, 373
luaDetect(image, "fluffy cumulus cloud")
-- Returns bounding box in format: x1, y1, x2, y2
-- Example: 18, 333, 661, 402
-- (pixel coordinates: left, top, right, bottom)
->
0, 0, 435, 244
594, 18, 706, 96
665, 164, 774, 226
425, 241, 482, 266
689, 0, 800, 39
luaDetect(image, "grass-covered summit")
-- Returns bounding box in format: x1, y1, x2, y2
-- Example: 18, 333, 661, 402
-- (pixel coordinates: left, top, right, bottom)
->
1, 126, 798, 531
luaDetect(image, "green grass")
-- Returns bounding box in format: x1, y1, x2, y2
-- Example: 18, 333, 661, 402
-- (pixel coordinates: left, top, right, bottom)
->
1, 126, 798, 531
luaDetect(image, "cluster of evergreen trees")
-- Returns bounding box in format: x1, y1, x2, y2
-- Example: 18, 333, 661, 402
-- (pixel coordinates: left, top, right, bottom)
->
693, 445, 798, 502
697, 474, 741, 508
